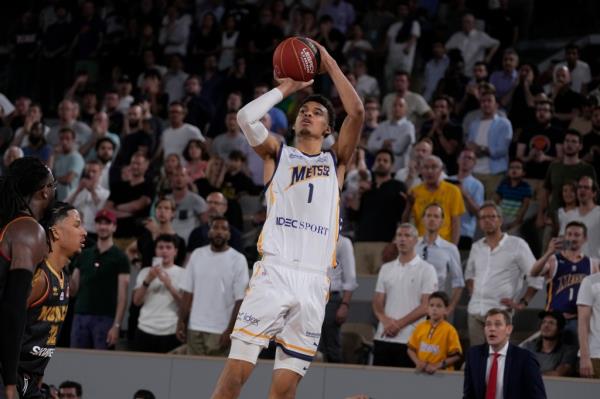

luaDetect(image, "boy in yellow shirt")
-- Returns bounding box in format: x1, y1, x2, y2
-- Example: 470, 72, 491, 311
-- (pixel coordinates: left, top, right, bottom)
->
407, 291, 462, 373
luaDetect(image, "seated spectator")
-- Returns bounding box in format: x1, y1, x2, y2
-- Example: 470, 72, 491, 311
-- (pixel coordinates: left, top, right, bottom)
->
459, 69, 496, 127
560, 176, 600, 258
195, 157, 226, 198
489, 48, 519, 100
434, 50, 469, 106
96, 137, 115, 190
160, 101, 205, 159
106, 152, 153, 249
177, 216, 248, 356
54, 127, 85, 201
187, 192, 244, 254
466, 84, 512, 199
548, 66, 585, 129
569, 95, 596, 134
420, 95, 462, 175
46, 99, 92, 149
372, 223, 438, 368
353, 59, 380, 100
22, 121, 54, 168
102, 90, 125, 137
66, 160, 110, 241
367, 96, 415, 171
342, 23, 373, 68
212, 111, 250, 160
159, 5, 192, 57
395, 138, 434, 190
183, 139, 208, 181
167, 166, 208, 243
116, 75, 134, 113
554, 43, 591, 94
403, 155, 465, 244
209, 91, 242, 139
494, 159, 533, 232
132, 234, 184, 353
422, 42, 449, 102
407, 291, 462, 373
523, 311, 577, 376
361, 97, 380, 151
349, 149, 406, 274
59, 381, 82, 399
382, 71, 432, 128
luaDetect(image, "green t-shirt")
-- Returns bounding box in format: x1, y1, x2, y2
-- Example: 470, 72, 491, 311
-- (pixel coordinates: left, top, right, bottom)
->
544, 161, 597, 213
73, 245, 130, 317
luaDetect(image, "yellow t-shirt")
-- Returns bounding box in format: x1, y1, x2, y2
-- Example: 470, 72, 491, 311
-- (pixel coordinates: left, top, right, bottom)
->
407, 319, 462, 369
411, 181, 465, 241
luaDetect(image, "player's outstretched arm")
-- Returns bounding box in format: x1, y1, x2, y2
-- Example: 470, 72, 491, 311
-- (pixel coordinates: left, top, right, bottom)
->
237, 78, 313, 161
310, 40, 365, 170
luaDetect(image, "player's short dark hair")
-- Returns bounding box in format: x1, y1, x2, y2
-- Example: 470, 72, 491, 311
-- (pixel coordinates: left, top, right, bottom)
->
565, 220, 588, 237
429, 291, 449, 307
485, 308, 512, 325
374, 148, 395, 165
59, 380, 82, 396
299, 94, 336, 131
155, 233, 179, 248
41, 202, 76, 231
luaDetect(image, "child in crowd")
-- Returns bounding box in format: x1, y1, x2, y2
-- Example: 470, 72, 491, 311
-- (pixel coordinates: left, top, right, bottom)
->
494, 158, 533, 231
407, 291, 462, 374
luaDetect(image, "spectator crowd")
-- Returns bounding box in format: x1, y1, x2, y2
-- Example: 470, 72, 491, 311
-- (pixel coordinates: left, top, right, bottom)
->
1, 0, 600, 389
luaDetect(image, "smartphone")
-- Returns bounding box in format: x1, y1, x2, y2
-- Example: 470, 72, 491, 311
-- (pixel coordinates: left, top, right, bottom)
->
152, 256, 162, 268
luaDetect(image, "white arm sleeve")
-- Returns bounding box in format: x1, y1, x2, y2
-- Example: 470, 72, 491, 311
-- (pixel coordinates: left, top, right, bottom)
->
237, 88, 284, 147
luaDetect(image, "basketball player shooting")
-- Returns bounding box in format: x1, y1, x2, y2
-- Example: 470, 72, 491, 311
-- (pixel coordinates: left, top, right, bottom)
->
210, 39, 364, 399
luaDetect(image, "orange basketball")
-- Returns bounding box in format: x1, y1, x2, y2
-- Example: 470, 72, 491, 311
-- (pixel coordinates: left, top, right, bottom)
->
272, 37, 321, 82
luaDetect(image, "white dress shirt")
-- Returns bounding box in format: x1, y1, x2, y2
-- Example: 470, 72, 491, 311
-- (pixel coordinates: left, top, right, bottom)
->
445, 29, 500, 77
466, 234, 543, 316
486, 341, 509, 399
328, 235, 358, 293
416, 235, 464, 290
366, 117, 415, 171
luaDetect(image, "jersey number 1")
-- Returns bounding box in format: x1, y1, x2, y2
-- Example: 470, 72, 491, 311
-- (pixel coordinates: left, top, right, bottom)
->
307, 183, 314, 203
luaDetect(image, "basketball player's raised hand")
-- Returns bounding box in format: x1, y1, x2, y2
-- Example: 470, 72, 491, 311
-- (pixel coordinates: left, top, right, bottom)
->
274, 74, 314, 98
306, 39, 332, 74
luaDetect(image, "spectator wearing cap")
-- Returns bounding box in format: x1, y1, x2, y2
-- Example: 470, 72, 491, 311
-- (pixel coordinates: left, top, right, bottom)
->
523, 311, 577, 376
70, 209, 130, 350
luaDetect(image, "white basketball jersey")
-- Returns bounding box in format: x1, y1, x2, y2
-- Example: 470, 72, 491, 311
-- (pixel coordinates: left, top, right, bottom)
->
258, 144, 340, 271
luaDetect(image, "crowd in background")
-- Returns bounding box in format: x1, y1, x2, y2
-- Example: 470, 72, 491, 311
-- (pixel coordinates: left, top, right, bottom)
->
1, 0, 600, 383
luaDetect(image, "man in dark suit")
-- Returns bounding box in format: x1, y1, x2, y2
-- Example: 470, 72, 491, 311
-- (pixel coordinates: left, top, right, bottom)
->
463, 308, 547, 399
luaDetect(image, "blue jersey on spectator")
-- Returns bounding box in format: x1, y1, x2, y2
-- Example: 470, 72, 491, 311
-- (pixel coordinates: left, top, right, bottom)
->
496, 178, 532, 221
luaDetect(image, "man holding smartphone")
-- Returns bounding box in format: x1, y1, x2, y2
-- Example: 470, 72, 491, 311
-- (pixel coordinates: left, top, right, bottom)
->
530, 221, 600, 344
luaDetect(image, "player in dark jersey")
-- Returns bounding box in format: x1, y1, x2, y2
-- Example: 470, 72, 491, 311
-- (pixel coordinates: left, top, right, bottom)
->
17, 202, 86, 398
0, 157, 56, 399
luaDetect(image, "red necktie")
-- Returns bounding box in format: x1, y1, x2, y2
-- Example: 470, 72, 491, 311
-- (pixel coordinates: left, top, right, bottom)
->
486, 352, 500, 399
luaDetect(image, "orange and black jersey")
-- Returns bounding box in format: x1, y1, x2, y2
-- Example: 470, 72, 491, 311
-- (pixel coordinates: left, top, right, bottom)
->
19, 261, 69, 377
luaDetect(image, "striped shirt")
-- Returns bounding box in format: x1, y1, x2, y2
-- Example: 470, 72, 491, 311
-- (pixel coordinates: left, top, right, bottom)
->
496, 178, 532, 221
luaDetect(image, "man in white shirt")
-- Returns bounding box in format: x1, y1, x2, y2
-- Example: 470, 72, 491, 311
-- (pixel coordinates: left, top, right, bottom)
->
578, 272, 600, 378
320, 235, 358, 363
167, 166, 207, 243
367, 96, 415, 171
560, 176, 600, 258
555, 44, 591, 94
160, 101, 205, 159
95, 137, 115, 191
372, 223, 438, 367
416, 203, 464, 315
381, 71, 433, 128
465, 202, 543, 345
353, 59, 380, 100
445, 13, 500, 78
66, 159, 110, 239
177, 216, 248, 356
46, 99, 92, 148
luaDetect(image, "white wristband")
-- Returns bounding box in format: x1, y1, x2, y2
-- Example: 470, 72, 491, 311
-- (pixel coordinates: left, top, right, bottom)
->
237, 88, 284, 146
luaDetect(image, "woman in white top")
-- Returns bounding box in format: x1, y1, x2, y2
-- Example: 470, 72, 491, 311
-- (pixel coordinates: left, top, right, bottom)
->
558, 180, 579, 234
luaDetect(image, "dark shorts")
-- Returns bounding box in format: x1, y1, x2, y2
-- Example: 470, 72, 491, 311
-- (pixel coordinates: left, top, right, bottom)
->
16, 373, 44, 399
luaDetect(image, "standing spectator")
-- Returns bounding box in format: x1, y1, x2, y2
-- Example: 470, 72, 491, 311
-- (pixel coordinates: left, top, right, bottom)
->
407, 291, 462, 373
160, 102, 205, 159
420, 95, 462, 175
505, 63, 544, 129
70, 210, 130, 349
523, 311, 577, 376
96, 137, 115, 191
560, 176, 600, 258
103, 89, 125, 137
466, 86, 513, 199
450, 149, 484, 252
537, 130, 596, 236
577, 272, 600, 378
422, 42, 450, 102
66, 160, 110, 241
22, 122, 54, 168
159, 5, 192, 57
47, 99, 92, 149
177, 217, 248, 356
516, 100, 564, 191
382, 71, 432, 128
531, 222, 599, 344
116, 104, 155, 166
361, 98, 380, 150
582, 105, 600, 178
105, 152, 153, 249
548, 66, 584, 129
367, 97, 415, 171
80, 112, 121, 162
54, 128, 85, 201
116, 76, 135, 113
372, 223, 438, 367
557, 181, 579, 233
555, 44, 592, 94
383, 2, 420, 84
457, 63, 490, 119
163, 55, 189, 103
445, 13, 500, 78
465, 202, 542, 345
320, 235, 358, 363
212, 112, 250, 160
132, 235, 184, 353
167, 166, 207, 243
71, 1, 104, 80
353, 59, 380, 100
494, 159, 533, 232
404, 156, 465, 244
342, 23, 373, 67
463, 308, 547, 398
349, 149, 406, 275
489, 49, 519, 100
183, 75, 215, 134
11, 103, 50, 148
394, 139, 433, 190
416, 204, 464, 314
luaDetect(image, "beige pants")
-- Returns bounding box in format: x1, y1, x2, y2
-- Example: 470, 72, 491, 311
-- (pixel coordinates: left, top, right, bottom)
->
354, 241, 388, 275
473, 172, 505, 201
468, 313, 487, 347
186, 330, 229, 356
